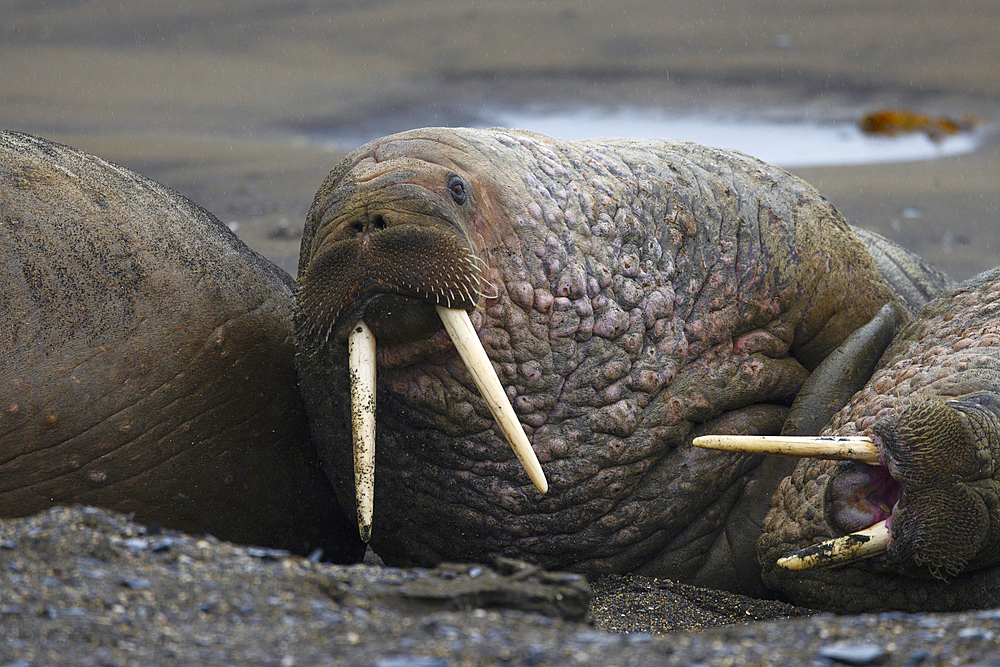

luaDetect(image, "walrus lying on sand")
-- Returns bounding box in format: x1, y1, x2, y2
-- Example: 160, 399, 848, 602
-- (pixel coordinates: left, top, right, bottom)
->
743, 266, 1000, 612
0, 130, 364, 563
4, 127, 988, 613
293, 127, 996, 613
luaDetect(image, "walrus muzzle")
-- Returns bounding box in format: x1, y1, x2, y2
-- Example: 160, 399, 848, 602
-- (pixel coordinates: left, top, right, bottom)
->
299, 223, 548, 541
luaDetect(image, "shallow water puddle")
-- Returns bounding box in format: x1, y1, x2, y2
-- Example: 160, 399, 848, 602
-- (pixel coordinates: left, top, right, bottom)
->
489, 107, 984, 168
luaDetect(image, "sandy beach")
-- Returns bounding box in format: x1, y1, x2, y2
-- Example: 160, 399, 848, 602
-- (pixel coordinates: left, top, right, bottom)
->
2, 0, 997, 279
2, 1, 1000, 663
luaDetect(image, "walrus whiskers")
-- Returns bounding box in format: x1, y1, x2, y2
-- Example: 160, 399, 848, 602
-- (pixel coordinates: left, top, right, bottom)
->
348, 320, 377, 542
692, 434, 881, 465
776, 520, 890, 570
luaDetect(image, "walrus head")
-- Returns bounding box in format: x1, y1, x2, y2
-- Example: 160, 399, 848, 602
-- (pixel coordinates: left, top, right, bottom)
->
296, 132, 548, 541
296, 148, 486, 347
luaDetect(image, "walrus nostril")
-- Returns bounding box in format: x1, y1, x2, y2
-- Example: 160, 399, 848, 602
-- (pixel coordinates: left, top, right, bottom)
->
347, 215, 388, 236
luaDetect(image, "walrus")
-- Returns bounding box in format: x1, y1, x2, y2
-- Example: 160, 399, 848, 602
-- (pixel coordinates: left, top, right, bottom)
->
293, 126, 960, 609
5, 126, 974, 612
704, 265, 1000, 612
0, 130, 364, 562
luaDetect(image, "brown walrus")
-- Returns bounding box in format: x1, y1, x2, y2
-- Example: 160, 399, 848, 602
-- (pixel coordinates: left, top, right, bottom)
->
293, 126, 960, 609
0, 130, 363, 562
746, 266, 1000, 612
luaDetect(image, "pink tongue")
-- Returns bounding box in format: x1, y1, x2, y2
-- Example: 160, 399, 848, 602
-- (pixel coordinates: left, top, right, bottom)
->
826, 462, 900, 533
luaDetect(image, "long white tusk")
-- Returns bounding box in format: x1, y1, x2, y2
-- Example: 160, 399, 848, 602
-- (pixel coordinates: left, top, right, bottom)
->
777, 519, 889, 570
436, 305, 548, 493
692, 435, 881, 465
348, 320, 377, 542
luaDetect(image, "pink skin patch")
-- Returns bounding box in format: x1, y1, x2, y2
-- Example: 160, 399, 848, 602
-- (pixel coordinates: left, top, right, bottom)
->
825, 436, 901, 538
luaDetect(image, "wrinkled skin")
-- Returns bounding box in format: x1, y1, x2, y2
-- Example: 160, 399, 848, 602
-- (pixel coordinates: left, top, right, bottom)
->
0, 131, 364, 562
762, 266, 1000, 612
295, 127, 921, 597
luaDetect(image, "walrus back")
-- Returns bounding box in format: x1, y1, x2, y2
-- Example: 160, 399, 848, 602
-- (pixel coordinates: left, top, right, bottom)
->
0, 130, 363, 561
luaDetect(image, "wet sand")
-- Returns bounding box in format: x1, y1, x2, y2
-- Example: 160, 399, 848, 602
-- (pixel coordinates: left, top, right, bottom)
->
2, 0, 998, 280
3, 1, 1000, 663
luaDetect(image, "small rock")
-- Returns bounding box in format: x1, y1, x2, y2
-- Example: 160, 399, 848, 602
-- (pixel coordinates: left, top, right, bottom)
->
818, 642, 887, 665
374, 657, 448, 667
150, 537, 176, 553
246, 546, 291, 561
120, 576, 152, 590
958, 627, 995, 640
123, 537, 148, 552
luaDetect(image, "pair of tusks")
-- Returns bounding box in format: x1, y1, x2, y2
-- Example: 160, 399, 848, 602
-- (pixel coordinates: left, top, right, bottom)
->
693, 435, 889, 571
348, 306, 548, 542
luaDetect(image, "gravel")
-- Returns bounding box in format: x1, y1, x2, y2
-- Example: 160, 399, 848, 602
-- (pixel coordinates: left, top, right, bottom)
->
2, 506, 999, 666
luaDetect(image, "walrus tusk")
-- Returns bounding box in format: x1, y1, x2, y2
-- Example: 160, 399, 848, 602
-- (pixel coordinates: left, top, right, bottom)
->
436, 305, 548, 494
694, 435, 889, 570
348, 320, 376, 542
692, 434, 881, 465
346, 309, 547, 542
777, 520, 890, 570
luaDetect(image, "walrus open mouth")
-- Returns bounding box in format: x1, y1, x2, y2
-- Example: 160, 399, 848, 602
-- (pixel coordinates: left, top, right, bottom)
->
694, 433, 895, 569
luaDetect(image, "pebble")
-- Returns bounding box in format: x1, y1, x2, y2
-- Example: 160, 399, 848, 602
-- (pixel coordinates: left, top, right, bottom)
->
958, 627, 995, 640
246, 546, 292, 560
2, 506, 1000, 666
150, 537, 176, 553
123, 537, 148, 551
817, 642, 887, 665
120, 576, 152, 590
374, 657, 449, 667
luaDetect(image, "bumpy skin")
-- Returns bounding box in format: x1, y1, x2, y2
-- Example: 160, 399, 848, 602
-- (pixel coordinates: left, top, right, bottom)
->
761, 267, 1000, 612
295, 127, 902, 591
0, 131, 364, 562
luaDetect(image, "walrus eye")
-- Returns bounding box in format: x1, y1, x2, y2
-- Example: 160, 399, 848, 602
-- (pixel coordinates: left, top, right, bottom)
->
448, 175, 467, 205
